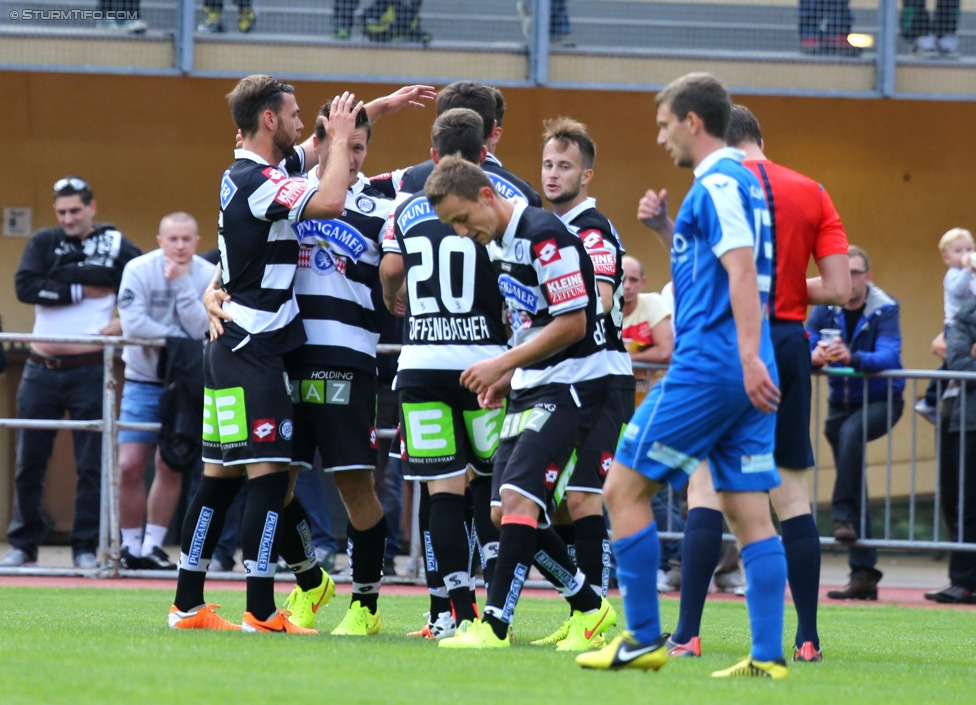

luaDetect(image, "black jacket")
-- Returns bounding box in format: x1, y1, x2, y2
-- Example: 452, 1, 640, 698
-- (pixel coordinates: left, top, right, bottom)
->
15, 223, 141, 305
157, 337, 205, 472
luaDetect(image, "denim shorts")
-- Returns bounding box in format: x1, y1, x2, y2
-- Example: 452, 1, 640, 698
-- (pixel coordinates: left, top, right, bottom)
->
118, 380, 164, 444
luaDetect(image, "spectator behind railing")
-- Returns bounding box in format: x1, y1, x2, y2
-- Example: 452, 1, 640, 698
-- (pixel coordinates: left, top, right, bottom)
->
927, 296, 976, 604
808, 244, 905, 601
1, 176, 142, 570
198, 0, 256, 34
901, 0, 961, 57
798, 0, 862, 56
915, 227, 975, 425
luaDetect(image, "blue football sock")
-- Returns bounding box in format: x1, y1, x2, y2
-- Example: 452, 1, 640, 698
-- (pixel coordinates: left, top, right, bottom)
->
671, 507, 723, 644
742, 535, 787, 662
781, 514, 821, 650
613, 521, 661, 645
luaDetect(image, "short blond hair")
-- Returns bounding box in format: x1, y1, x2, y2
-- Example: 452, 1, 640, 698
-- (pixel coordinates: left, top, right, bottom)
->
939, 227, 974, 252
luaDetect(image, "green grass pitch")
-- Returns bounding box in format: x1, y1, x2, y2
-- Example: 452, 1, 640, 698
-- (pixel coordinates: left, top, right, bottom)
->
1, 587, 973, 704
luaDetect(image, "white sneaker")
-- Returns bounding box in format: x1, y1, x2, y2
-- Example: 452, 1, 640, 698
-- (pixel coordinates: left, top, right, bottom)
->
117, 19, 148, 34
937, 34, 959, 57
914, 398, 938, 425
0, 548, 37, 567
657, 567, 681, 593
912, 34, 939, 57
713, 569, 746, 595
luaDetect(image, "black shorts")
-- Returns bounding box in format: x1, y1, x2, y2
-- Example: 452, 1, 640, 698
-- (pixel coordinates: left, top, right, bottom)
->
565, 383, 634, 494
771, 320, 814, 470
288, 365, 378, 472
398, 386, 502, 481
491, 379, 608, 523
202, 340, 294, 466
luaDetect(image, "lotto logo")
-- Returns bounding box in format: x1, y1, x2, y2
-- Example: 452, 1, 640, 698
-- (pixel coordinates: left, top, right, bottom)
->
600, 452, 613, 476
253, 419, 277, 442
544, 463, 560, 490
274, 179, 308, 209
581, 229, 604, 251
533, 239, 561, 264
262, 167, 286, 184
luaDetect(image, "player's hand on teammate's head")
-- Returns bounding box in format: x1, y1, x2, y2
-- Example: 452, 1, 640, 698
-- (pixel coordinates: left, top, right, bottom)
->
637, 188, 670, 231
383, 85, 437, 113
327, 92, 364, 139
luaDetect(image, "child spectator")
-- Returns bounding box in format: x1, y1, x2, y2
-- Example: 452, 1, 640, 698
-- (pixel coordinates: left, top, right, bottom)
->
917, 227, 976, 422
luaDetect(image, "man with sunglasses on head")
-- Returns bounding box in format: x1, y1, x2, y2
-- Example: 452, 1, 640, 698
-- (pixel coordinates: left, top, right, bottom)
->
2, 177, 142, 570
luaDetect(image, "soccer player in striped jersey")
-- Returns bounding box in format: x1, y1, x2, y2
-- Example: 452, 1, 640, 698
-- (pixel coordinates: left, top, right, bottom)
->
427, 156, 617, 651
531, 116, 630, 648
577, 73, 787, 678
379, 108, 509, 639
384, 81, 540, 638
659, 104, 850, 663
168, 79, 364, 634
280, 100, 399, 636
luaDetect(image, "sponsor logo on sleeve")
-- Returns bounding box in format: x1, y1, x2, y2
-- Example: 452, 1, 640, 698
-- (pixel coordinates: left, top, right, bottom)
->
580, 229, 605, 251
533, 239, 561, 264
591, 252, 617, 277
220, 171, 238, 210
545, 271, 587, 305
253, 419, 277, 442
261, 167, 286, 184
273, 179, 309, 209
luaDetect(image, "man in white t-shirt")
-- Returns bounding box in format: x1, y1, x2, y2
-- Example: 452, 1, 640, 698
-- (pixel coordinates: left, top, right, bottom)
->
620, 254, 672, 398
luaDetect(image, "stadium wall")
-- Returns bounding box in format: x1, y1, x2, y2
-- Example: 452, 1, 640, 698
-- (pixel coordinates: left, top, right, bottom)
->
0, 71, 970, 530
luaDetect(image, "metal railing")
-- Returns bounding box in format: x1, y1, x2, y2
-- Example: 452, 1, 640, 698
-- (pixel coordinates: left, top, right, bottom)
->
0, 333, 973, 584
0, 0, 975, 100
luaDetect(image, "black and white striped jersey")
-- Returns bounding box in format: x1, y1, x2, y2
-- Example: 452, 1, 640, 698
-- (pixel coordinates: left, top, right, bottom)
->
558, 198, 632, 385
489, 202, 610, 390
398, 155, 542, 207
216, 149, 313, 355
288, 171, 394, 372
384, 191, 508, 387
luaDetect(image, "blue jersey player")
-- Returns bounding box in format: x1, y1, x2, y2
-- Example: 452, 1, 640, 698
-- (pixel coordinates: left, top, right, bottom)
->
577, 72, 788, 679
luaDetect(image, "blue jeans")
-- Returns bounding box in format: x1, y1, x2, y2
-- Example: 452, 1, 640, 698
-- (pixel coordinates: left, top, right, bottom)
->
651, 485, 684, 570
825, 397, 904, 571
7, 360, 105, 558
293, 469, 338, 554
375, 384, 402, 559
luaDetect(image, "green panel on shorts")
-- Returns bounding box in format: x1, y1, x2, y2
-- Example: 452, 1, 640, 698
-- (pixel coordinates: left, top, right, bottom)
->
500, 406, 551, 439
463, 404, 505, 459
300, 380, 325, 404
202, 388, 219, 442
402, 401, 456, 458
212, 386, 247, 443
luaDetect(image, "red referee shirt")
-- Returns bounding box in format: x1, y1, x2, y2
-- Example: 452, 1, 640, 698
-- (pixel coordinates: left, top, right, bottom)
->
745, 159, 849, 322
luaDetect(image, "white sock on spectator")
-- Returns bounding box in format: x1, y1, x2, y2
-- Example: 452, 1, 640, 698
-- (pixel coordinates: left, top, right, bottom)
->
142, 524, 169, 556
122, 528, 143, 556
